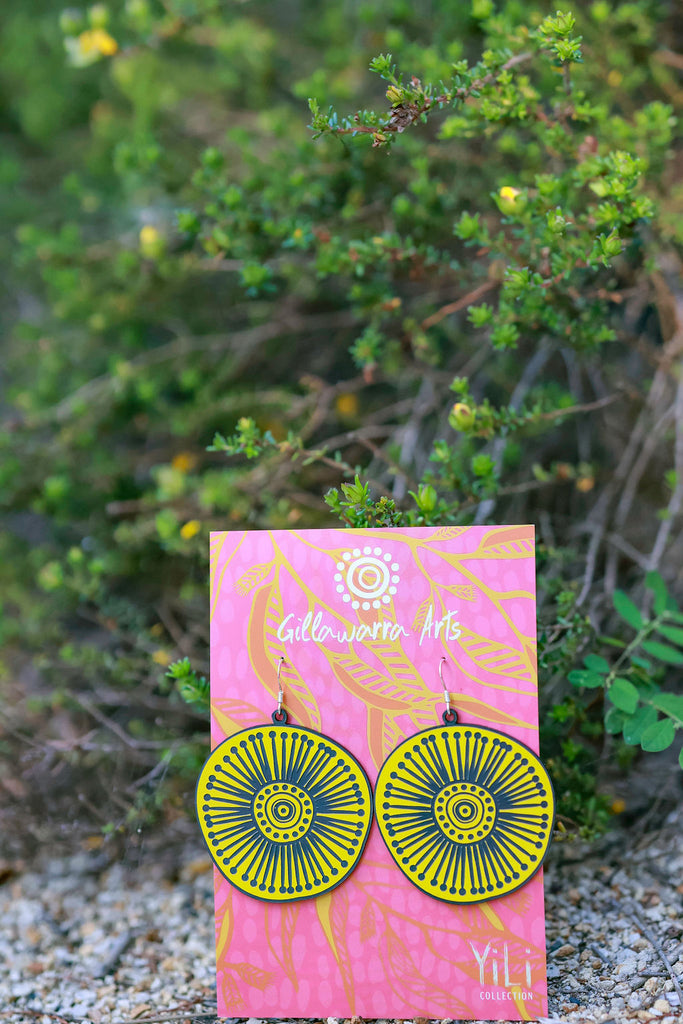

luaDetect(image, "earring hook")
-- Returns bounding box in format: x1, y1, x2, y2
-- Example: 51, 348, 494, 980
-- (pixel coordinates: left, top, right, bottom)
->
438, 656, 449, 713
439, 657, 458, 724
276, 657, 285, 716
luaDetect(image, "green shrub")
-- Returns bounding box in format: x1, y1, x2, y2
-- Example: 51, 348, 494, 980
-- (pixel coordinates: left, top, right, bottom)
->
1, 0, 681, 843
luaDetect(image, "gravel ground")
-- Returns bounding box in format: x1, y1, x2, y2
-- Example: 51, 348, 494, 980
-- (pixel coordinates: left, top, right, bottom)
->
0, 806, 681, 1024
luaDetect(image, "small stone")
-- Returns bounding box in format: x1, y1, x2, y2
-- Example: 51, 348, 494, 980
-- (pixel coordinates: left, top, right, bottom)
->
644, 976, 662, 994
554, 943, 577, 957
655, 998, 675, 1013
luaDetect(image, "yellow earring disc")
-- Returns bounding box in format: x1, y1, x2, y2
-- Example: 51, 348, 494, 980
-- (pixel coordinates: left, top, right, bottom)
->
196, 722, 373, 902
375, 723, 554, 904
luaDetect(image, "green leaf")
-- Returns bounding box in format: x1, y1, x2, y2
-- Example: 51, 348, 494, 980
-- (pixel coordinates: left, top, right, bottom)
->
650, 692, 683, 723
679, 747, 683, 771
604, 706, 625, 735
568, 669, 604, 689
641, 640, 683, 665
640, 717, 676, 752
622, 704, 658, 745
645, 570, 668, 615
656, 623, 683, 646
606, 677, 639, 714
613, 589, 644, 630
583, 653, 609, 673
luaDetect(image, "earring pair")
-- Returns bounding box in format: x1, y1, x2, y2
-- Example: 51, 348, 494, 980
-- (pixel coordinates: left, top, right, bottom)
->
196, 658, 554, 905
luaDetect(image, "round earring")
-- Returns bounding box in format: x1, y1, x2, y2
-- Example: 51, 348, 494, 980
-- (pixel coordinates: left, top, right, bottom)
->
196, 658, 374, 902
374, 658, 555, 904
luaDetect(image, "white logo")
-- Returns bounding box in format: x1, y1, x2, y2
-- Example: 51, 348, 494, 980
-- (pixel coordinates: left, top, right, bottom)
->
334, 546, 400, 610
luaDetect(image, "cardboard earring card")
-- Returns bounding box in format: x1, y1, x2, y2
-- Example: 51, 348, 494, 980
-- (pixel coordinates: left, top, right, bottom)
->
207, 525, 549, 1021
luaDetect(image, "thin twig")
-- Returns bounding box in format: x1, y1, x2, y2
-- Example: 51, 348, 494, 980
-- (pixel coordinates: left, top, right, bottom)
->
647, 356, 683, 571
538, 392, 621, 421
603, 403, 675, 594
621, 899, 683, 1005
420, 280, 496, 330
475, 343, 553, 523
15, 311, 357, 429
75, 694, 170, 751
330, 52, 533, 140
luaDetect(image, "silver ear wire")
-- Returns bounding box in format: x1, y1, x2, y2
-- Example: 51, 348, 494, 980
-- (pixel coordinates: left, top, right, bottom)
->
438, 656, 450, 715
277, 656, 285, 716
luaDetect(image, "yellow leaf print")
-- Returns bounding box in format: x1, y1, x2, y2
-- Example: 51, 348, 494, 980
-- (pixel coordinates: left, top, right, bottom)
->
215, 886, 234, 962
248, 578, 320, 728
411, 595, 434, 633
231, 962, 275, 990
458, 628, 535, 683
316, 889, 355, 1012
265, 904, 300, 989
360, 897, 376, 942
474, 525, 534, 559
234, 560, 274, 596
427, 526, 471, 541
211, 697, 263, 737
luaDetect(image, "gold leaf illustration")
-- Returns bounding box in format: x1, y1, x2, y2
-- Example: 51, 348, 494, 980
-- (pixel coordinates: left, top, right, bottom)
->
454, 693, 534, 730
368, 708, 405, 771
481, 902, 505, 932
316, 888, 355, 1012
458, 628, 535, 682
248, 579, 320, 729
411, 596, 434, 633
265, 904, 300, 990
446, 583, 477, 601
212, 697, 263, 738
380, 922, 470, 1017
231, 962, 275, 990
360, 898, 376, 943
429, 526, 470, 541
219, 970, 245, 1011
210, 532, 246, 621
475, 525, 534, 559
215, 885, 234, 962
501, 887, 534, 917
326, 648, 425, 713
234, 560, 274, 596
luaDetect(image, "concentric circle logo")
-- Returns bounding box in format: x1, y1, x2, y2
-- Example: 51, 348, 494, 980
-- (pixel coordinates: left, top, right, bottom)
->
255, 782, 313, 842
435, 782, 496, 842
334, 546, 400, 610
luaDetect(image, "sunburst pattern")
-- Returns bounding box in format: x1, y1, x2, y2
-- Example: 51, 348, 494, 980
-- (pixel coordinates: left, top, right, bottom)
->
375, 724, 554, 904
197, 722, 373, 902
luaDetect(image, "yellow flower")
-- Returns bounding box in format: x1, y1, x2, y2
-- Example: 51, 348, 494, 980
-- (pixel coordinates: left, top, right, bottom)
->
78, 28, 118, 57
152, 649, 172, 666
576, 475, 595, 492
335, 392, 359, 418
497, 185, 524, 215
180, 519, 201, 540
139, 225, 165, 259
449, 402, 476, 430
611, 797, 626, 815
172, 451, 198, 474
607, 69, 623, 88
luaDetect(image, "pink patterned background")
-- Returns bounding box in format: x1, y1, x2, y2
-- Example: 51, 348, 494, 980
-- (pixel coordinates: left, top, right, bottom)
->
209, 526, 547, 1020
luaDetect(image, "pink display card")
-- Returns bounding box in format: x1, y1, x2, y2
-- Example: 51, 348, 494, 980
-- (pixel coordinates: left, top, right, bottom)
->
209, 525, 547, 1020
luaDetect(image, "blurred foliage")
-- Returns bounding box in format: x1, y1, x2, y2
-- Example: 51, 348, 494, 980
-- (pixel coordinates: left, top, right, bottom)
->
1, 0, 682, 847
